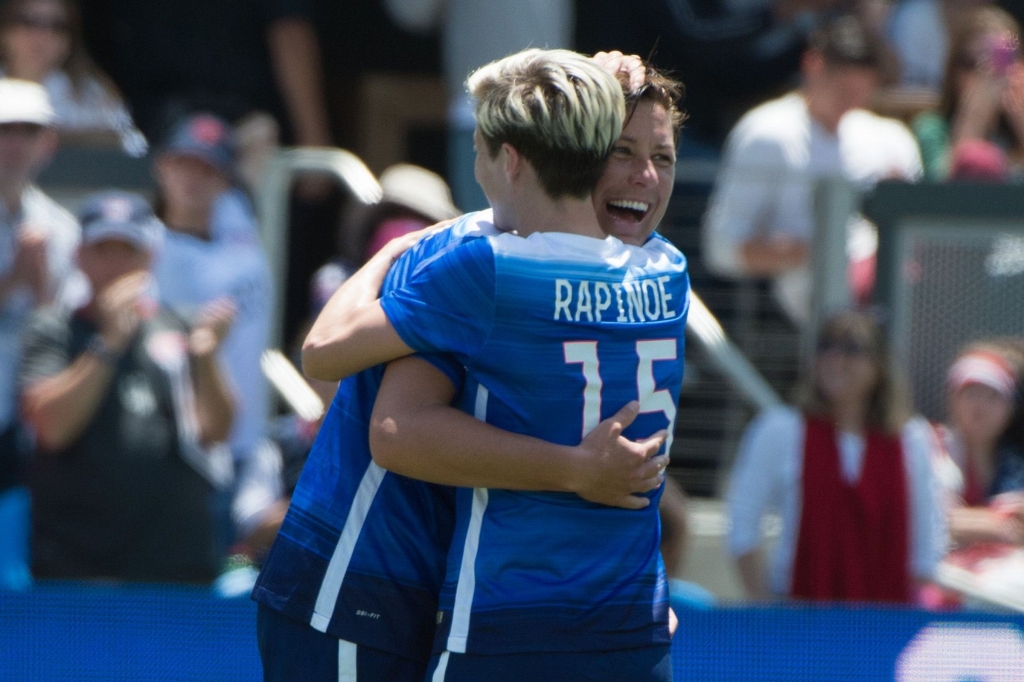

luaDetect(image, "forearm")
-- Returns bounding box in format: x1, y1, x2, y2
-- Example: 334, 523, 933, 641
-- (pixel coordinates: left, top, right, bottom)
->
370, 402, 582, 491
949, 507, 1024, 546
303, 251, 401, 381
740, 237, 808, 276
735, 549, 771, 600
22, 353, 116, 452
267, 18, 331, 147
191, 353, 236, 445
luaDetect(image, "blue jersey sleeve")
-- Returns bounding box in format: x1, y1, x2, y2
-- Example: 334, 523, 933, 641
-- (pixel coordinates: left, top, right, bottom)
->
380, 237, 496, 360
380, 227, 478, 389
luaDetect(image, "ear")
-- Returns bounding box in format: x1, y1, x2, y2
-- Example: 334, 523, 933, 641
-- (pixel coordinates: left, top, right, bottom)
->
501, 142, 522, 182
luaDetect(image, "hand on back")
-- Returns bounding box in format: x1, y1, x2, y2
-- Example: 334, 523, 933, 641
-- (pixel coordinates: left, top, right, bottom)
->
571, 401, 670, 510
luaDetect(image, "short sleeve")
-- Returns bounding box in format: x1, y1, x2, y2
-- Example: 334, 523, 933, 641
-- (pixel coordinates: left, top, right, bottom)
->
380, 238, 496, 360
19, 310, 72, 389
410, 353, 465, 390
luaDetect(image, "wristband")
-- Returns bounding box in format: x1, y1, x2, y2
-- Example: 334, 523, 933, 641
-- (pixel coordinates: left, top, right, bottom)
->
87, 335, 121, 366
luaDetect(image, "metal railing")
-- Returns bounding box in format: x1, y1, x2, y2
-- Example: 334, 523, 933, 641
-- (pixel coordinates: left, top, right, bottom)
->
686, 291, 782, 411
255, 147, 382, 349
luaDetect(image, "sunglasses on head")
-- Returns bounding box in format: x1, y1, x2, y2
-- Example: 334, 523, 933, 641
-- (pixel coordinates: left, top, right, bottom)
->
817, 337, 874, 357
13, 15, 69, 32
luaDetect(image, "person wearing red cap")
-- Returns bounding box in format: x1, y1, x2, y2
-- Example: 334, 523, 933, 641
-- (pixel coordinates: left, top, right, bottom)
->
937, 343, 1024, 549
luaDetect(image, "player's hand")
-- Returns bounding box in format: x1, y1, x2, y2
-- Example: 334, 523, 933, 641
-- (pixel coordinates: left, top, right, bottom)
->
190, 297, 237, 359
569, 401, 669, 510
669, 607, 679, 637
592, 51, 646, 93
96, 271, 149, 352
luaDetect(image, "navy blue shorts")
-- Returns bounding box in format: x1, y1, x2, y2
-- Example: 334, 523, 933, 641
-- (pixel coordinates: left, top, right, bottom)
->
256, 604, 428, 682
425, 646, 672, 682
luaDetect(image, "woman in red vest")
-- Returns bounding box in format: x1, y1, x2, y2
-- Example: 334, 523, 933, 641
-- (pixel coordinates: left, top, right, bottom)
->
727, 311, 947, 603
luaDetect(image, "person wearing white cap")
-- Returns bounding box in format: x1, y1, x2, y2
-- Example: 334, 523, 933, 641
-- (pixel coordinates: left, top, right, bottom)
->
937, 343, 1024, 550
0, 77, 78, 590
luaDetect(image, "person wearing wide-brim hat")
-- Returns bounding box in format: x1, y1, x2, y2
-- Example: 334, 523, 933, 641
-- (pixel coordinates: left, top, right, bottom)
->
340, 163, 459, 264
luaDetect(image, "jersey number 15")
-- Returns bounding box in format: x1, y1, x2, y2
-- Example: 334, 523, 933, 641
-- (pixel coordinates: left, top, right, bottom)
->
564, 339, 678, 452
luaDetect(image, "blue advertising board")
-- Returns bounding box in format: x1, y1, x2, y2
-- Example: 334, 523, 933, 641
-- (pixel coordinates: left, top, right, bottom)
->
1, 584, 1022, 681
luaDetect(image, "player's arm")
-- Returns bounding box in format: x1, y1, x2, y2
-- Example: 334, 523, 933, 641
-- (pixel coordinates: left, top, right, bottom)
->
303, 301, 414, 382
302, 230, 426, 381
370, 356, 669, 509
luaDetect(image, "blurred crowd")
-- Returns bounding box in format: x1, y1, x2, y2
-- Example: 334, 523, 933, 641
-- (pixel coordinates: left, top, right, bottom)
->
0, 0, 1022, 613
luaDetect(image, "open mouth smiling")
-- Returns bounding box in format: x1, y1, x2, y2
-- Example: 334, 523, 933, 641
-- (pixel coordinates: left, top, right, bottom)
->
606, 199, 651, 224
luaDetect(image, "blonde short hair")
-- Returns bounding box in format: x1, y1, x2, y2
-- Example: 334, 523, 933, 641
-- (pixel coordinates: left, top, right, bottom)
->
467, 48, 625, 199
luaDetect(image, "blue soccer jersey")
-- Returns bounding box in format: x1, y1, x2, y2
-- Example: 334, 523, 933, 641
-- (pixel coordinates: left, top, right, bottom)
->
379, 231, 690, 655
251, 212, 500, 661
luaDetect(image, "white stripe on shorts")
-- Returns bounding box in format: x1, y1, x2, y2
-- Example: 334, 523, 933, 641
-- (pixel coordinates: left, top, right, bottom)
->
338, 639, 357, 682
431, 651, 451, 682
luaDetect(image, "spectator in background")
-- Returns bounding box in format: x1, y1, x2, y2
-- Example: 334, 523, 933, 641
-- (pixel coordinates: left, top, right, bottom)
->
383, 0, 573, 211
727, 311, 946, 603
150, 113, 277, 555
79, 0, 340, 345
0, 0, 145, 155
575, 0, 850, 151
702, 14, 922, 325
912, 7, 1024, 181
0, 78, 78, 590
935, 343, 1024, 549
888, 0, 986, 90
330, 163, 458, 279
77, 0, 329, 154
20, 191, 235, 583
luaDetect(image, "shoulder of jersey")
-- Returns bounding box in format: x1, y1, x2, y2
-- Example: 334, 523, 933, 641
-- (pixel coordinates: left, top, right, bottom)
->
444, 209, 500, 240
489, 230, 687, 271
646, 232, 686, 259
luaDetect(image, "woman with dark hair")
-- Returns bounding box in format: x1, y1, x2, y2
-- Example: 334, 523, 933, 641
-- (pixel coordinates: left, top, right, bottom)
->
912, 6, 1024, 180
0, 0, 145, 154
727, 311, 947, 603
